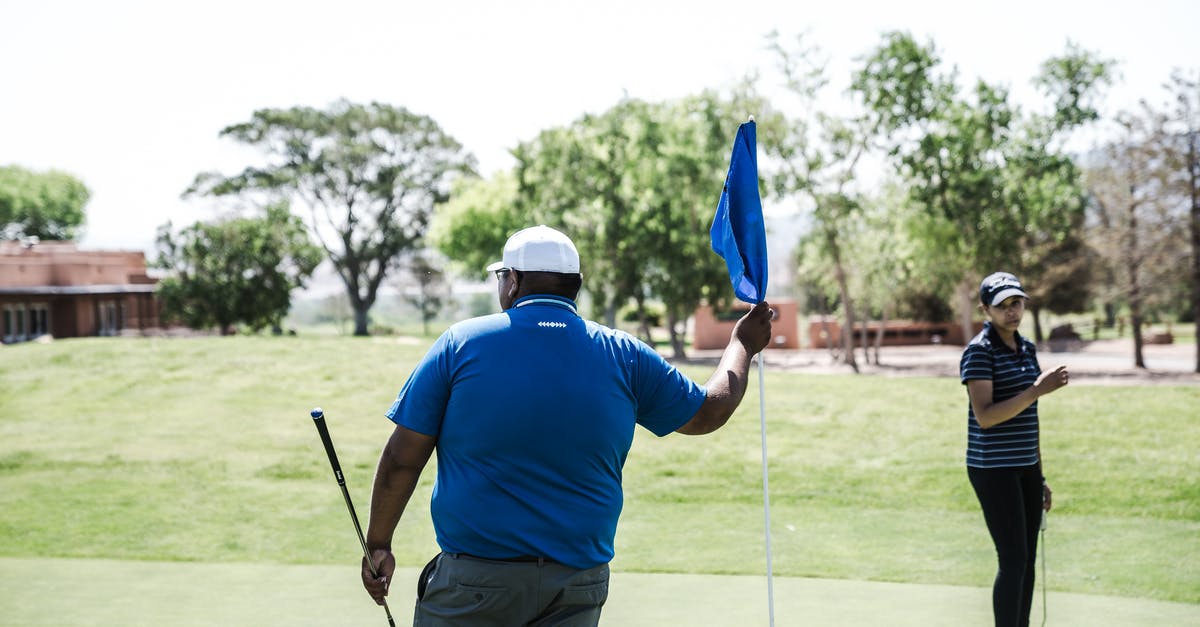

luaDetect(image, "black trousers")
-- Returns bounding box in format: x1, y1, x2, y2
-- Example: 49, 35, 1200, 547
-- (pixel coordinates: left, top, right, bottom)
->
968, 464, 1043, 627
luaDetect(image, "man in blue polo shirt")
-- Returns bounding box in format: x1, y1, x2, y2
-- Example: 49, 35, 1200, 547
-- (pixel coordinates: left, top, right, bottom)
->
361, 225, 773, 626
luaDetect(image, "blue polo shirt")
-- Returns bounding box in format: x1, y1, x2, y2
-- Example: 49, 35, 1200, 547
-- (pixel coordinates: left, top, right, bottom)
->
960, 322, 1041, 469
385, 294, 707, 569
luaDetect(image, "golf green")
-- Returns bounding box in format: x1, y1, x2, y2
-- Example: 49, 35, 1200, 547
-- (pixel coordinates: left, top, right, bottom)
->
2, 557, 1196, 625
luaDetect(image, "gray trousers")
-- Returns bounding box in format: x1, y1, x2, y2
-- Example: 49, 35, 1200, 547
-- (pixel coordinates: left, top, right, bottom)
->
413, 552, 609, 627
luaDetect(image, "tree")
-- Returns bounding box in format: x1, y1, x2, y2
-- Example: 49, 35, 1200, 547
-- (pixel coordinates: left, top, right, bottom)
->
1167, 69, 1200, 372
1085, 116, 1182, 367
1086, 81, 1196, 369
852, 34, 1114, 343
508, 88, 774, 357
0, 164, 90, 240
512, 101, 658, 332
1008, 44, 1116, 341
429, 172, 525, 278
187, 100, 476, 336
397, 250, 449, 336
999, 125, 1094, 342
633, 91, 775, 357
768, 31, 910, 370
155, 203, 322, 334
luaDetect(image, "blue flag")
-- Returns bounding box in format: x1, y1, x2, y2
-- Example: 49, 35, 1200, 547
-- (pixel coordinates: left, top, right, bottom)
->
710, 120, 768, 304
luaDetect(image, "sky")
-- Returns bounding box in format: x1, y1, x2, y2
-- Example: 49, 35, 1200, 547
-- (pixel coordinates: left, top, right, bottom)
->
2, 0, 1198, 259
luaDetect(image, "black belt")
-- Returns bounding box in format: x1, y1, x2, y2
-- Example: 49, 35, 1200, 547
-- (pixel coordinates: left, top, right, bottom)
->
451, 552, 556, 565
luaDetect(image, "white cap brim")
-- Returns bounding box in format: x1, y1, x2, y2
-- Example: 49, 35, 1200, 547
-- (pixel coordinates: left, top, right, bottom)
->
989, 287, 1029, 306
485, 261, 505, 272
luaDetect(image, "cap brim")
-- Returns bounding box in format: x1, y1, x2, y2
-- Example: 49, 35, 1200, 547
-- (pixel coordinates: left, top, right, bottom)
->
989, 288, 1029, 306
485, 261, 505, 272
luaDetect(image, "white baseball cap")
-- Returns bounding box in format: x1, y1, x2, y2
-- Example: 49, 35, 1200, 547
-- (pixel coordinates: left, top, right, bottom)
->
485, 225, 580, 274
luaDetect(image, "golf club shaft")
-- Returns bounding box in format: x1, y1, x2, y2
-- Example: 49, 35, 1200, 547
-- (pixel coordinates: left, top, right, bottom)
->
310, 408, 396, 627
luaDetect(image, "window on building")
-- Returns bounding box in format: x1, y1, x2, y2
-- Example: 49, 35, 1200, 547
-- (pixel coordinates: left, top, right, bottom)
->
2, 306, 13, 344
3, 304, 27, 343
28, 302, 49, 338
98, 300, 120, 337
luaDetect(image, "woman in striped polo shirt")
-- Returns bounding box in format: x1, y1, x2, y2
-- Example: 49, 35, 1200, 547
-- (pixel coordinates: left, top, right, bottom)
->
960, 271, 1070, 627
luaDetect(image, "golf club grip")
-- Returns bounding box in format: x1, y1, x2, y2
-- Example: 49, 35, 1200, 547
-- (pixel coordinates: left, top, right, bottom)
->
310, 411, 346, 486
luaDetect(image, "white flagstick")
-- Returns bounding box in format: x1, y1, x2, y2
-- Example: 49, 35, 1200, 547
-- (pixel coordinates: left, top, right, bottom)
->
757, 353, 775, 626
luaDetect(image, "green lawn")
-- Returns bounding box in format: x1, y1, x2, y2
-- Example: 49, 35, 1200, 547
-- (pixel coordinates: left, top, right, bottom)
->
0, 335, 1197, 605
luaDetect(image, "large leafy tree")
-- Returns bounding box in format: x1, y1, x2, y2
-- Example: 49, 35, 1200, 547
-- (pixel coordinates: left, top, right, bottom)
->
852, 33, 1013, 343
0, 164, 90, 240
155, 203, 322, 334
509, 88, 773, 357
512, 102, 653, 330
851, 33, 1113, 342
1006, 45, 1116, 341
429, 172, 525, 278
643, 93, 770, 357
187, 100, 476, 336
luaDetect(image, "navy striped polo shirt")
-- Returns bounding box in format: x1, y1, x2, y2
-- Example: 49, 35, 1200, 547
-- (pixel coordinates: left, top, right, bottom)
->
959, 322, 1041, 468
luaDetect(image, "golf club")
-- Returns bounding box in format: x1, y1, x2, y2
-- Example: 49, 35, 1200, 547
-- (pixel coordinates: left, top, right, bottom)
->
1040, 493, 1048, 627
309, 407, 396, 627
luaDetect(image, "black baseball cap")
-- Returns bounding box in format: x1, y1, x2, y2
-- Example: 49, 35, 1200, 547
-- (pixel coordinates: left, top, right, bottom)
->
979, 271, 1029, 306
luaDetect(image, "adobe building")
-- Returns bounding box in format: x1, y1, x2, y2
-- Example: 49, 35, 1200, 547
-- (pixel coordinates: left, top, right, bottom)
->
693, 301, 981, 351
806, 317, 980, 348
693, 300, 801, 350
0, 240, 162, 344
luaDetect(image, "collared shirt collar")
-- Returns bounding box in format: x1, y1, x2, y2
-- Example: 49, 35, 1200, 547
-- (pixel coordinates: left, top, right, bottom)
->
983, 321, 1025, 354
512, 294, 578, 315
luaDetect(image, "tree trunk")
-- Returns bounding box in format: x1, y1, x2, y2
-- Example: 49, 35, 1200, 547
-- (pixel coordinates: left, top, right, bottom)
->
957, 280, 976, 346
1131, 303, 1146, 369
1188, 127, 1200, 373
334, 258, 376, 337
667, 310, 687, 360
816, 295, 839, 362
827, 229, 858, 372
633, 295, 653, 345
604, 298, 618, 329
1031, 305, 1044, 345
859, 319, 871, 365
353, 306, 369, 337
1126, 192, 1146, 368
873, 304, 890, 365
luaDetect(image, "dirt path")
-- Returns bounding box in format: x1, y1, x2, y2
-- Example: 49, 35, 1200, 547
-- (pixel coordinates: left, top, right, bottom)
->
679, 339, 1200, 386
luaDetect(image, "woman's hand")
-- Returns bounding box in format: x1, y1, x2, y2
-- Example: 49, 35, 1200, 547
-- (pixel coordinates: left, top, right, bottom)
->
1034, 365, 1069, 397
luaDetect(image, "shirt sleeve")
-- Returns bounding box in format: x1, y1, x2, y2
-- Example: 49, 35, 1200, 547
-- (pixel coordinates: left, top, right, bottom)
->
630, 341, 707, 437
960, 343, 994, 384
385, 331, 453, 437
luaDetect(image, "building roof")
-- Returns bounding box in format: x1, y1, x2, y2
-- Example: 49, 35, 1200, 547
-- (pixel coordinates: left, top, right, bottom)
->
0, 239, 158, 292
0, 284, 158, 296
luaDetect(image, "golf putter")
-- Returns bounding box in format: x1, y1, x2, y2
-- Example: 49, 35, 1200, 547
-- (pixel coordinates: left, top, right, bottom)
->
310, 408, 396, 627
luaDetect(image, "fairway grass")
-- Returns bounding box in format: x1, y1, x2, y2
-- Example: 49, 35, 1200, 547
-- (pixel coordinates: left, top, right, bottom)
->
1, 335, 1197, 610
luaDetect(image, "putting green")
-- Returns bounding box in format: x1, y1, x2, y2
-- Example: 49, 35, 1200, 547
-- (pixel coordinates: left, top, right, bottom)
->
1, 557, 1196, 625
